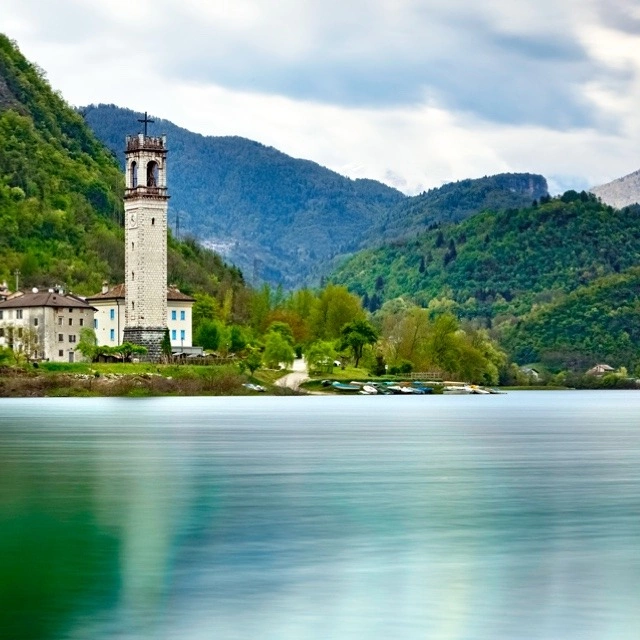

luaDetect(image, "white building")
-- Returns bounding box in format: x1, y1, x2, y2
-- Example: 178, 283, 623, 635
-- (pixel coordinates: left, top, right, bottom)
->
87, 284, 197, 353
0, 288, 96, 362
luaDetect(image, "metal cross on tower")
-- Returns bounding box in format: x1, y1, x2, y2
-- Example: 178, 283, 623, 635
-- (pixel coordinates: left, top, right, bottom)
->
138, 111, 155, 136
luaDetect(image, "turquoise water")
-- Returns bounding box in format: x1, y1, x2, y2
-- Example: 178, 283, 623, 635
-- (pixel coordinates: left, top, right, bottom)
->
1, 392, 640, 639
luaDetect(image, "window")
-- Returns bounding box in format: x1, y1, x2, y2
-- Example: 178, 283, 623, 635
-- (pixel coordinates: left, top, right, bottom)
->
180, 310, 185, 321
132, 302, 135, 311
130, 160, 138, 188
132, 272, 135, 281
17, 328, 23, 338
34, 336, 38, 344
94, 319, 98, 329
0, 328, 4, 337
58, 334, 64, 342
69, 335, 76, 343
171, 329, 176, 340
33, 318, 38, 326
180, 330, 185, 341
58, 350, 64, 357
151, 217, 155, 226
171, 310, 176, 320
58, 316, 63, 325
0, 310, 3, 320
80, 318, 84, 327
69, 308, 73, 313
110, 329, 115, 341
110, 308, 115, 320
132, 242, 135, 250
16, 309, 23, 319
69, 318, 73, 326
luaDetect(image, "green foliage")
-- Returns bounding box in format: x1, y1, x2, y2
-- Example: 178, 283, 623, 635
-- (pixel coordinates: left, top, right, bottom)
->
333, 193, 640, 368
340, 319, 378, 367
502, 268, 640, 371
262, 331, 295, 368
266, 321, 294, 345
195, 320, 222, 351
309, 284, 364, 340
244, 347, 262, 375
76, 328, 98, 361
305, 340, 337, 374
161, 328, 172, 359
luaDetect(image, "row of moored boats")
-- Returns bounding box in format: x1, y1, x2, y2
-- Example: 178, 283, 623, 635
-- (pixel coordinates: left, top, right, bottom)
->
328, 381, 501, 395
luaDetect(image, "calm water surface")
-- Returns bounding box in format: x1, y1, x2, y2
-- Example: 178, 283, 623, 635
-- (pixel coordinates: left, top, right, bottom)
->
1, 392, 639, 639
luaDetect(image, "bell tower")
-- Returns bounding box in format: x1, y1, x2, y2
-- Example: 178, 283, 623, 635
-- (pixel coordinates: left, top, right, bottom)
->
122, 113, 169, 360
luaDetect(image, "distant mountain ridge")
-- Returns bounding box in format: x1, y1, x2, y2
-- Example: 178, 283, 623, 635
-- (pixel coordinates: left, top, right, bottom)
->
84, 104, 549, 287
83, 104, 405, 287
591, 168, 640, 209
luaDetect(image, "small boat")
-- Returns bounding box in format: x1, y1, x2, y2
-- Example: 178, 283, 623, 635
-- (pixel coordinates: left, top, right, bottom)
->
332, 381, 361, 392
362, 384, 378, 395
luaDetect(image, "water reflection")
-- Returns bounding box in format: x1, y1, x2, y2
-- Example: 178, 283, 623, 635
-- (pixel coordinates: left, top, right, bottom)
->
1, 393, 640, 639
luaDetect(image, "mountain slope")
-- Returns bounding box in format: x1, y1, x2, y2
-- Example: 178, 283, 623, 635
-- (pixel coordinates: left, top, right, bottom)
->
591, 168, 640, 209
332, 191, 640, 319
83, 104, 405, 287
378, 173, 548, 241
84, 104, 549, 288
502, 268, 640, 370
0, 35, 244, 310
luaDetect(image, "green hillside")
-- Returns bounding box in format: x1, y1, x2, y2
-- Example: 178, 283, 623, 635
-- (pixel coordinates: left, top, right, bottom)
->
0, 35, 244, 306
331, 191, 640, 366
379, 172, 548, 241
502, 268, 640, 370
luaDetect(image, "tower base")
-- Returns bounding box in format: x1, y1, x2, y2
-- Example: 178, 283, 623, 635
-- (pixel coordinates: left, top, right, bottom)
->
122, 326, 167, 362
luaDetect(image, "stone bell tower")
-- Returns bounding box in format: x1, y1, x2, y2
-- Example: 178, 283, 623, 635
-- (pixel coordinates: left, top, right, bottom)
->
122, 113, 169, 360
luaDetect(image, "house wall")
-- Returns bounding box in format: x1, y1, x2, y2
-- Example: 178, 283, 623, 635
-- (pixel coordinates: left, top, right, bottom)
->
92, 298, 193, 348
168, 301, 193, 347
92, 299, 126, 346
0, 305, 93, 362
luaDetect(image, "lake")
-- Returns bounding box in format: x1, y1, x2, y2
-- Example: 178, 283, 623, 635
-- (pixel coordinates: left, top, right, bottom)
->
1, 392, 639, 639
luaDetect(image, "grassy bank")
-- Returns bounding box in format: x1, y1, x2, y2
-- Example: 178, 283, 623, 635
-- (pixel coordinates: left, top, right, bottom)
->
0, 362, 295, 397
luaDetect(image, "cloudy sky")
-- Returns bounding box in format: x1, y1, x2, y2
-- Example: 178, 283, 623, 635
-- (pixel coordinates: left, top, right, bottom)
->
2, 0, 640, 194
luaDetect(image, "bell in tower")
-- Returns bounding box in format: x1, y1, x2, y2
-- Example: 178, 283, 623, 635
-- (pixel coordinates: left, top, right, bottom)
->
122, 112, 170, 361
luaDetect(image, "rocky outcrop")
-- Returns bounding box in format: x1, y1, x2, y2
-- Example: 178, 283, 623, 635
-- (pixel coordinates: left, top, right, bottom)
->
591, 169, 640, 209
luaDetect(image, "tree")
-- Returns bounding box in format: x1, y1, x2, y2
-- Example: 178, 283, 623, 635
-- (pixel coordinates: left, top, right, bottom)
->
262, 331, 295, 369
195, 320, 221, 351
244, 348, 262, 375
77, 327, 99, 362
161, 328, 172, 360
228, 324, 248, 353
305, 340, 337, 374
309, 284, 364, 340
265, 321, 294, 345
192, 293, 218, 336
115, 342, 147, 362
340, 320, 378, 367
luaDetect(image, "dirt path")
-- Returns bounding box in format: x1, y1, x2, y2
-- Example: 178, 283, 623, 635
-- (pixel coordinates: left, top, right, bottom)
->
275, 358, 309, 391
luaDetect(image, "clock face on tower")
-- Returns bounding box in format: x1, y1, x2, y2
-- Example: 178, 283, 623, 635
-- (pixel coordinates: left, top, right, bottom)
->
128, 211, 137, 228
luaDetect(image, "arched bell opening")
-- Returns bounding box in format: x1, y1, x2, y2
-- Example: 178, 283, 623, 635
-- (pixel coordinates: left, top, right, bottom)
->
147, 161, 159, 187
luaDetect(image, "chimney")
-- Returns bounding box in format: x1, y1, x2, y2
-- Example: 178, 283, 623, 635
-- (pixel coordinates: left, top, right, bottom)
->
102, 281, 109, 294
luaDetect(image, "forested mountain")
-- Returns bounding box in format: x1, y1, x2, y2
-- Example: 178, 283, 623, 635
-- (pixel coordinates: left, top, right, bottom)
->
378, 173, 548, 241
0, 35, 245, 311
502, 268, 640, 371
331, 191, 640, 368
83, 104, 405, 287
84, 105, 548, 287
